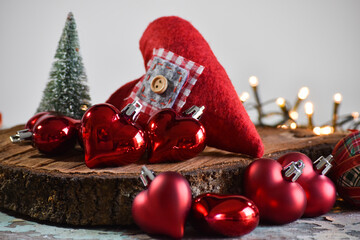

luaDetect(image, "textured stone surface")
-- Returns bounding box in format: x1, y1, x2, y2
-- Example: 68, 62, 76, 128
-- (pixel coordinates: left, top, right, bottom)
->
0, 202, 360, 239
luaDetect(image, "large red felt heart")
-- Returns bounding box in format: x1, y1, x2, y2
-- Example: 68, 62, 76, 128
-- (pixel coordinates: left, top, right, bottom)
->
81, 103, 146, 168
107, 16, 264, 158
132, 171, 192, 239
146, 108, 206, 163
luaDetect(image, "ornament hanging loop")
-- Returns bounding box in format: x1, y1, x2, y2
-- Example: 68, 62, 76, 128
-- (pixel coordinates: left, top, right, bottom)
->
10, 129, 33, 143
314, 154, 333, 175
121, 101, 142, 121
183, 105, 205, 120
283, 160, 305, 182
140, 166, 156, 188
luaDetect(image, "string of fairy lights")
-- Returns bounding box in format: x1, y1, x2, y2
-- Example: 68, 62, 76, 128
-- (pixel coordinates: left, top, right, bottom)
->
240, 76, 360, 135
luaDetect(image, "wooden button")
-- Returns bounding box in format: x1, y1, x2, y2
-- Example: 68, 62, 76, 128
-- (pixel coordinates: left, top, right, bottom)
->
150, 75, 168, 94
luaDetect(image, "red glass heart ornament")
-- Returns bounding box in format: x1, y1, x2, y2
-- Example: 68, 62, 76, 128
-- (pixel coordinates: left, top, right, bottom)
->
132, 167, 192, 239
11, 112, 79, 154
25, 112, 83, 148
243, 158, 307, 224
146, 106, 206, 163
25, 112, 50, 130
31, 114, 78, 154
277, 152, 336, 217
81, 102, 146, 168
190, 193, 259, 237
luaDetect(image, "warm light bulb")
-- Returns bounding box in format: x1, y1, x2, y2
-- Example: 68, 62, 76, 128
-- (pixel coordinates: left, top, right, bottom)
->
304, 102, 314, 115
290, 122, 297, 129
239, 92, 250, 103
320, 126, 334, 135
249, 76, 259, 87
276, 97, 286, 107
298, 87, 310, 100
333, 93, 342, 104
80, 104, 88, 111
352, 112, 359, 120
313, 127, 321, 135
289, 110, 299, 120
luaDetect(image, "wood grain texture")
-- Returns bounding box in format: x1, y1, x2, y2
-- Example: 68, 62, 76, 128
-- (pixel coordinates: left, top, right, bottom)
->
0, 125, 346, 226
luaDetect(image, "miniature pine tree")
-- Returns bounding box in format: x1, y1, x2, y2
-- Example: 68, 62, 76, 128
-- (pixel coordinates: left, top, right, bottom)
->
37, 12, 91, 119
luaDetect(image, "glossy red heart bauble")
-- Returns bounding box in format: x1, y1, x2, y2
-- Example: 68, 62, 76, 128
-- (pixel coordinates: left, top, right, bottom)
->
146, 109, 206, 163
32, 113, 78, 154
243, 158, 307, 224
81, 103, 146, 168
277, 152, 336, 217
132, 171, 192, 239
190, 193, 259, 237
25, 112, 50, 130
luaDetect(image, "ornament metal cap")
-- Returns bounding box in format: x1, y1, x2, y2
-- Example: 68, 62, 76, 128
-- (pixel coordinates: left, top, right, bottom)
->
314, 154, 333, 175
10, 129, 33, 143
283, 160, 305, 182
140, 166, 156, 188
121, 101, 142, 120
183, 105, 205, 120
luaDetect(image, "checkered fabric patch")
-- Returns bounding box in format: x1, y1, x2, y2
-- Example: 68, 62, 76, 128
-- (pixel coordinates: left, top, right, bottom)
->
333, 131, 360, 187
339, 166, 360, 187
125, 48, 205, 115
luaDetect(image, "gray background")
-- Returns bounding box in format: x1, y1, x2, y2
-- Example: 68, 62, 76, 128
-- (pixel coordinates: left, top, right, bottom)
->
0, 0, 359, 128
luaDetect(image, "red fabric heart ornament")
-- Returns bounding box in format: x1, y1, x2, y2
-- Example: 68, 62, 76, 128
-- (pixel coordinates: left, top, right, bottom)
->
107, 16, 264, 158
81, 103, 146, 168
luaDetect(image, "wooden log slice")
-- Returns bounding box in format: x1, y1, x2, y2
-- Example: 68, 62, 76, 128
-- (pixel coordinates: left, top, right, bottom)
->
0, 125, 346, 226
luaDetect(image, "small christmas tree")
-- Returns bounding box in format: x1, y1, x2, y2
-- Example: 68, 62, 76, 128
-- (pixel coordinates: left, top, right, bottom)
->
37, 12, 91, 119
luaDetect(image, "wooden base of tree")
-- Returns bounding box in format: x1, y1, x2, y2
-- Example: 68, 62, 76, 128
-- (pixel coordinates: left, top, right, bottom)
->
0, 125, 346, 226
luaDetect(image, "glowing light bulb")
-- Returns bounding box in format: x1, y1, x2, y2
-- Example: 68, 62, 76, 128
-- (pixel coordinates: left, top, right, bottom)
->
290, 122, 297, 129
298, 87, 309, 100
320, 126, 334, 135
352, 112, 359, 120
276, 97, 286, 107
289, 110, 299, 120
249, 76, 259, 87
80, 104, 89, 111
313, 127, 321, 135
333, 93, 342, 104
304, 102, 314, 116
239, 92, 250, 103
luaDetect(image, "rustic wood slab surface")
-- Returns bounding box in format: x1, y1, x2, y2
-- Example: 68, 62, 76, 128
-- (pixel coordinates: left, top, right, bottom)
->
0, 125, 347, 226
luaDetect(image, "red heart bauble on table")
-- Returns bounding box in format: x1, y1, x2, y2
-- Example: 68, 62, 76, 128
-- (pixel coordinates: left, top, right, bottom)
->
26, 112, 84, 149
25, 112, 50, 130
11, 112, 79, 155
132, 166, 192, 239
81, 102, 147, 168
243, 158, 307, 224
146, 106, 206, 163
190, 193, 259, 237
32, 114, 79, 154
277, 152, 336, 217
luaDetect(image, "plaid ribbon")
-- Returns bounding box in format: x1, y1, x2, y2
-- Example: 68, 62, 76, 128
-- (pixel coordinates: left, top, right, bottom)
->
125, 48, 205, 116
332, 130, 360, 187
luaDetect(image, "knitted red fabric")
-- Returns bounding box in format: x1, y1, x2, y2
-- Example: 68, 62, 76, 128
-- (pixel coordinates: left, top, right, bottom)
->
107, 16, 264, 157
